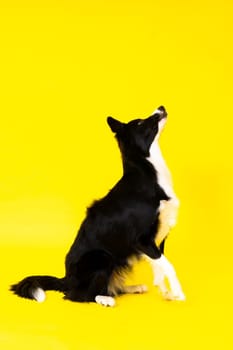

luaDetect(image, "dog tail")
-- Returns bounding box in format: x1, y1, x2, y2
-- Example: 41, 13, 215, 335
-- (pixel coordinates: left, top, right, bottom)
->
10, 275, 67, 302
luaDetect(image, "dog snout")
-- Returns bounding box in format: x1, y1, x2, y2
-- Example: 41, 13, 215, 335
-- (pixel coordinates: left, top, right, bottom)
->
157, 106, 166, 114
157, 106, 167, 117
153, 106, 167, 120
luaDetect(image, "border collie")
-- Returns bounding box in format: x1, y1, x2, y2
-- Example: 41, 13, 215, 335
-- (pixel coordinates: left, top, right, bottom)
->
11, 106, 185, 306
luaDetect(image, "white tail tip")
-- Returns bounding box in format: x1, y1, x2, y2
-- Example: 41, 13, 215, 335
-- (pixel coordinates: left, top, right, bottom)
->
32, 287, 46, 302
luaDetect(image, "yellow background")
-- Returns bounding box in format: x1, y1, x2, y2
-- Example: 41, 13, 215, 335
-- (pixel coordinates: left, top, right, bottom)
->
0, 0, 232, 349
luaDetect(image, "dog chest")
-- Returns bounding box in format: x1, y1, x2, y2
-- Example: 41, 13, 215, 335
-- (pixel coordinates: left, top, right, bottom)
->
147, 141, 179, 245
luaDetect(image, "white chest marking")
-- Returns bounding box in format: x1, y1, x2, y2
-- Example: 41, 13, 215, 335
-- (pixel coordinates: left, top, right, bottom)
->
147, 139, 179, 245
148, 141, 174, 197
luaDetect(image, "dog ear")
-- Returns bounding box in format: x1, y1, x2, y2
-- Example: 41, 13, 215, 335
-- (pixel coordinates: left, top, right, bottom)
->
107, 117, 123, 133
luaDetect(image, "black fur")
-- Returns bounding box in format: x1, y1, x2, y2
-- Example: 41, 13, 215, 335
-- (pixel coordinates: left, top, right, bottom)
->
10, 106, 169, 303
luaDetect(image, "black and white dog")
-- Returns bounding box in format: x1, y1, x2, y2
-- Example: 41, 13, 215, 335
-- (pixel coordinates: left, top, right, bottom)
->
11, 106, 185, 306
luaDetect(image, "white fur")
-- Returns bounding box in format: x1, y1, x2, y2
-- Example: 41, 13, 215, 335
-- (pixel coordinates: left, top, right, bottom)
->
153, 108, 163, 115
148, 131, 174, 197
95, 295, 115, 307
31, 287, 46, 302
150, 255, 185, 300
146, 114, 185, 301
147, 126, 179, 245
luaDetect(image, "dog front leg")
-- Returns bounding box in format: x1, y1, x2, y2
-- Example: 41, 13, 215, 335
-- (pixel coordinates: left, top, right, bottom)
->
149, 255, 185, 301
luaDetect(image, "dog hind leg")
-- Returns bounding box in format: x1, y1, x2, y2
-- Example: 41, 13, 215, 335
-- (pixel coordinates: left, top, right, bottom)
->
121, 284, 148, 294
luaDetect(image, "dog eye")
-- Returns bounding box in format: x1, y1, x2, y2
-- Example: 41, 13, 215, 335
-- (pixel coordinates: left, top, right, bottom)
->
137, 120, 144, 126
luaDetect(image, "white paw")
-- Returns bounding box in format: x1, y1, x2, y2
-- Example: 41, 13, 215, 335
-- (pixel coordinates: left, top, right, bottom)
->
31, 287, 46, 303
95, 295, 115, 307
163, 290, 186, 301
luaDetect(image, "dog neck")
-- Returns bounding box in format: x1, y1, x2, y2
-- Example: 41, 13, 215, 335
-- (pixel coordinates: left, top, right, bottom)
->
121, 152, 155, 177
147, 141, 175, 198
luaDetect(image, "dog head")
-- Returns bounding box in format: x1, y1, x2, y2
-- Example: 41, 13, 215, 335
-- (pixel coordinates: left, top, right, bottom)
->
107, 106, 167, 158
